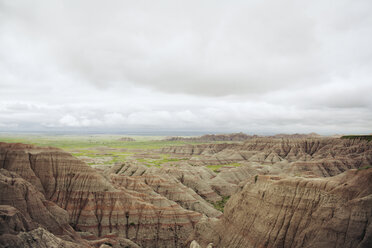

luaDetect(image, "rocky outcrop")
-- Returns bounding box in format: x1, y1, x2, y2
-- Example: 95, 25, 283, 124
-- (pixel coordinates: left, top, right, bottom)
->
161, 138, 372, 177
165, 133, 322, 142
110, 173, 222, 218
1, 139, 370, 248
0, 205, 37, 236
165, 133, 257, 142
0, 227, 81, 248
109, 163, 224, 214
0, 169, 83, 244
108, 161, 263, 204
0, 193, 85, 248
192, 168, 372, 248
0, 142, 201, 247
272, 133, 321, 139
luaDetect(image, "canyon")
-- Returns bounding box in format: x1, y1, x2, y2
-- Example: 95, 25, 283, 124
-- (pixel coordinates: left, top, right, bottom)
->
0, 136, 371, 247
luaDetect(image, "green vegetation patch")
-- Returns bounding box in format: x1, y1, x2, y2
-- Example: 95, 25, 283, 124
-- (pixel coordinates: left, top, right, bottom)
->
211, 196, 230, 212
0, 134, 238, 168
136, 154, 186, 167
341, 135, 372, 141
0, 134, 220, 150
206, 163, 241, 172
70, 149, 133, 166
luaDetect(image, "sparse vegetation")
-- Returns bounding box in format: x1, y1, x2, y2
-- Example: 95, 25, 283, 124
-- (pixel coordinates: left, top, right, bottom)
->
0, 134, 218, 149
206, 163, 241, 172
135, 154, 186, 167
212, 196, 230, 212
341, 135, 372, 141
0, 134, 204, 167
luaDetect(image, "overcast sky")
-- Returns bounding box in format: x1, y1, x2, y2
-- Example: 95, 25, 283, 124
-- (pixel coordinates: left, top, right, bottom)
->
0, 0, 371, 135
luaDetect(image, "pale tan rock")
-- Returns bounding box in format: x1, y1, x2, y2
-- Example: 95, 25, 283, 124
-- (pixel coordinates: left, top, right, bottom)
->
193, 169, 372, 248
0, 205, 37, 235
189, 240, 201, 248
15, 227, 81, 248
0, 143, 201, 248
161, 138, 372, 177
0, 169, 82, 243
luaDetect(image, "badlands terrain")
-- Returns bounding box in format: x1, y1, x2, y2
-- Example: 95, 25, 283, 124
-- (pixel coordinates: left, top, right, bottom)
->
0, 133, 371, 248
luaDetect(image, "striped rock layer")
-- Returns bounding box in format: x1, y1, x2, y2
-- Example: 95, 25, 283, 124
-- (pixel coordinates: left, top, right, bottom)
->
0, 142, 201, 247
192, 168, 372, 248
160, 138, 372, 177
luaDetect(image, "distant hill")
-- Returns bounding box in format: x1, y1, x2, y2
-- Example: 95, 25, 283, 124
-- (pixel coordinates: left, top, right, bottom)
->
341, 135, 372, 141
165, 132, 256, 142
272, 132, 321, 139
117, 137, 136, 141
165, 132, 322, 142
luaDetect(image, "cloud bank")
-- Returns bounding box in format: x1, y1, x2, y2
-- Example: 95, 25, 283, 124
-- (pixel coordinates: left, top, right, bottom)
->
0, 0, 371, 134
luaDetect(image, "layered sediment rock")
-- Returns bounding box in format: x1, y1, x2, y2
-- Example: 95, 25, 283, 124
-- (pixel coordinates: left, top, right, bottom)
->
0, 169, 86, 247
0, 169, 83, 244
110, 163, 225, 209
165, 133, 321, 142
165, 133, 257, 142
0, 142, 201, 247
192, 168, 372, 248
109, 162, 260, 204
1, 139, 371, 248
161, 138, 372, 177
110, 172, 221, 218
0, 227, 81, 248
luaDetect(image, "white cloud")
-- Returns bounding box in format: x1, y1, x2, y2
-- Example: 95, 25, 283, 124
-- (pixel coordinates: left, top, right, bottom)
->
0, 0, 371, 134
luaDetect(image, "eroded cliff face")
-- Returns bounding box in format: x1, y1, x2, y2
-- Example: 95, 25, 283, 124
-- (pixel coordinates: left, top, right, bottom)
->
0, 169, 86, 247
1, 140, 371, 248
165, 133, 257, 142
161, 138, 372, 177
192, 168, 372, 248
0, 143, 201, 247
108, 162, 264, 208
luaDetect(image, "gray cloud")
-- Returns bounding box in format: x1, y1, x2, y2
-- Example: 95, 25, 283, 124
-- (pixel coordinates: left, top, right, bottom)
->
0, 0, 371, 134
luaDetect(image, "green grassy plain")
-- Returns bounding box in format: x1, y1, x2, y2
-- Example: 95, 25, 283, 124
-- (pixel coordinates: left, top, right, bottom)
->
0, 134, 207, 166
0, 134, 202, 149
0, 133, 244, 169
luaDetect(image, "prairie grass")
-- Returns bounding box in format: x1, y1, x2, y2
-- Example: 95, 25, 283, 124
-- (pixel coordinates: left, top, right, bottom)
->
206, 163, 241, 172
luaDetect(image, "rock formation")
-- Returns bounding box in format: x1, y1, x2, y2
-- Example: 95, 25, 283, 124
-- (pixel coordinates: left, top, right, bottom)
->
165, 132, 257, 142
161, 138, 372, 177
108, 161, 264, 205
0, 168, 86, 247
191, 168, 372, 248
0, 142, 201, 247
272, 133, 321, 139
0, 169, 85, 243
1, 138, 371, 248
165, 133, 322, 142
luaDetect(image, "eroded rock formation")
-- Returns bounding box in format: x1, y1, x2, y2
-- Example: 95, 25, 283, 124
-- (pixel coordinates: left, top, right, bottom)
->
1, 139, 371, 248
165, 133, 321, 142
0, 169, 84, 244
108, 162, 263, 206
161, 138, 372, 177
192, 168, 372, 248
165, 132, 257, 142
0, 142, 200, 247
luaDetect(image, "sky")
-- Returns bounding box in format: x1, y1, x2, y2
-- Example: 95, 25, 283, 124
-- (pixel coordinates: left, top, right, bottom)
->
0, 0, 371, 135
